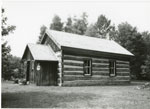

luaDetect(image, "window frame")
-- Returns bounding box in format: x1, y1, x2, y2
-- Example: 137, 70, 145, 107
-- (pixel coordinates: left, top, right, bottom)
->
109, 60, 116, 77
83, 59, 92, 76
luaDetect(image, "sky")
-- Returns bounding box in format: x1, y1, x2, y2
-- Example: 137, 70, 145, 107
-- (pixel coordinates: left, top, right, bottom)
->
2, 0, 150, 57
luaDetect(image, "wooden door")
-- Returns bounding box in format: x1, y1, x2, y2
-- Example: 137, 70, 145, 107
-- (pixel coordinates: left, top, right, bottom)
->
37, 61, 58, 86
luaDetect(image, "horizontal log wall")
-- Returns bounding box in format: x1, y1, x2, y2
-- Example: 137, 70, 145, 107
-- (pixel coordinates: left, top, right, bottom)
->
63, 75, 130, 81
63, 80, 130, 86
62, 54, 130, 86
63, 59, 84, 79
116, 60, 130, 76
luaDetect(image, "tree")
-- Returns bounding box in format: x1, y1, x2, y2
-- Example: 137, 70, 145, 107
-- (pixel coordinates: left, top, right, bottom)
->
50, 15, 63, 31
95, 15, 113, 38
2, 43, 11, 79
64, 17, 73, 33
142, 31, 150, 55
37, 25, 47, 44
108, 25, 118, 40
85, 15, 114, 39
72, 12, 88, 35
85, 24, 99, 37
117, 22, 135, 46
9, 56, 24, 79
63, 12, 88, 35
117, 22, 147, 79
142, 31, 150, 80
1, 8, 16, 80
145, 55, 150, 80
1, 8, 16, 36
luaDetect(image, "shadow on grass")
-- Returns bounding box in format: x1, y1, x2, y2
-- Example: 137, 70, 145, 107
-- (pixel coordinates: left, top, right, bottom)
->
2, 92, 96, 108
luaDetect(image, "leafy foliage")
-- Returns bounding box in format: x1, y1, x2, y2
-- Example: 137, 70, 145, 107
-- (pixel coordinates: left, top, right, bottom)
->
95, 15, 113, 38
64, 12, 88, 35
142, 31, 150, 55
37, 25, 47, 44
2, 55, 24, 80
64, 17, 73, 33
108, 25, 118, 41
145, 55, 150, 79
1, 8, 16, 37
1, 8, 17, 80
50, 15, 63, 31
72, 12, 88, 35
9, 56, 24, 79
85, 24, 99, 37
141, 32, 150, 80
85, 15, 114, 39
2, 43, 11, 79
116, 22, 147, 79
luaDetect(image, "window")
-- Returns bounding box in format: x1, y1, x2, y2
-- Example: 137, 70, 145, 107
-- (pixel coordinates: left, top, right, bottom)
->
109, 60, 116, 76
83, 59, 92, 75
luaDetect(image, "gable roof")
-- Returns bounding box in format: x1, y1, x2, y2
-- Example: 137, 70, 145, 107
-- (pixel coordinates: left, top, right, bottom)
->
45, 29, 134, 56
22, 43, 58, 61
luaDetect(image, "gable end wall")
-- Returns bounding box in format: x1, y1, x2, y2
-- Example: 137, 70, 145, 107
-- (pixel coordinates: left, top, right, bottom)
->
41, 34, 60, 52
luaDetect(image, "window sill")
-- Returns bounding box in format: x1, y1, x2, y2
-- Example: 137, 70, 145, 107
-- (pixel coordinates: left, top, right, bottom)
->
84, 74, 92, 77
110, 74, 116, 77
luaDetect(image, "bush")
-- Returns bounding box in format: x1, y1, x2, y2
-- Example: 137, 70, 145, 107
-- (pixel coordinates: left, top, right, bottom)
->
14, 79, 19, 84
145, 55, 150, 80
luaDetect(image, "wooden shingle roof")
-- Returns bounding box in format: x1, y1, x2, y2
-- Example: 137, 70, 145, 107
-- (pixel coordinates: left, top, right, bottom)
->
45, 29, 134, 56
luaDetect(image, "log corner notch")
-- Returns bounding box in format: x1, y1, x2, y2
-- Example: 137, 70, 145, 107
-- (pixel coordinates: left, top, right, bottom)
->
56, 51, 63, 86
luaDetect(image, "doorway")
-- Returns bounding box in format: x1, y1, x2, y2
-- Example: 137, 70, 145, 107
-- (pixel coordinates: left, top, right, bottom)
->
26, 61, 30, 81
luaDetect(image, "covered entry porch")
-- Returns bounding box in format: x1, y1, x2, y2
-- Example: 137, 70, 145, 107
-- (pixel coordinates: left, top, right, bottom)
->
22, 44, 58, 86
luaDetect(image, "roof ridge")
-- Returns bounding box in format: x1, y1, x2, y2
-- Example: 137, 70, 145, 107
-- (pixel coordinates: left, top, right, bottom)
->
46, 29, 134, 56
48, 29, 113, 42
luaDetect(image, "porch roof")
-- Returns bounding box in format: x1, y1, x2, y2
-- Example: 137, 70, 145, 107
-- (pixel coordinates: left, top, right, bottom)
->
25, 43, 58, 61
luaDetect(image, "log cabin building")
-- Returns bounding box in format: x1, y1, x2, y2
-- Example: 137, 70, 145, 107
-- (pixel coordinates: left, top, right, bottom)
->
22, 29, 134, 86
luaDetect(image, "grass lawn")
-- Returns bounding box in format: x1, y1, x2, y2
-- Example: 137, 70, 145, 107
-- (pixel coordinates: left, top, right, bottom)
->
2, 81, 150, 108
